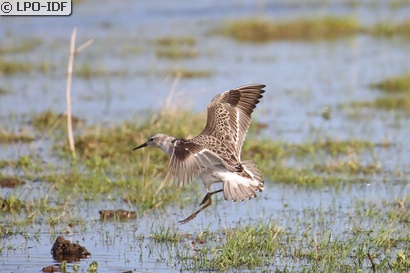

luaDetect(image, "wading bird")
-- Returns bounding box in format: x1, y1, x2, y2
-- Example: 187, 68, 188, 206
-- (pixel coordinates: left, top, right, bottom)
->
134, 84, 265, 224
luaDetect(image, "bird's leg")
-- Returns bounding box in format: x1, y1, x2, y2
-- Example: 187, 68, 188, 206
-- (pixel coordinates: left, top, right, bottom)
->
199, 189, 223, 205
179, 189, 223, 225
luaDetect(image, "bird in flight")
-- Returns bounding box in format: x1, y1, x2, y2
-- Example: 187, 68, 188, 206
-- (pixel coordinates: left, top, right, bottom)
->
134, 84, 265, 224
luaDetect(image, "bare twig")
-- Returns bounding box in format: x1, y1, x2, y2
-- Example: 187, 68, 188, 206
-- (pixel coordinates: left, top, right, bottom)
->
164, 73, 181, 111
368, 251, 377, 273
76, 39, 93, 53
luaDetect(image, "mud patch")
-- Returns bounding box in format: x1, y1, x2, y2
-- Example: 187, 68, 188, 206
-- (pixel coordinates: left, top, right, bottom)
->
99, 209, 137, 221
42, 265, 59, 272
0, 177, 25, 188
51, 236, 91, 262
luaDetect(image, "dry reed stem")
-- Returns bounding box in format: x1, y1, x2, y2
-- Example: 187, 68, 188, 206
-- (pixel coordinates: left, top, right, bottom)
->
66, 28, 76, 157
66, 28, 93, 158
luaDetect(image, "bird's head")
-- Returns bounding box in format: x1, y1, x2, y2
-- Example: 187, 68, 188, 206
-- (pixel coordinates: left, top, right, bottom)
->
133, 133, 174, 155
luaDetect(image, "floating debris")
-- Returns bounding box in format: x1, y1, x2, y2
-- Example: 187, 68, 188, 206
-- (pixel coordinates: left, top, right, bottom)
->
42, 265, 59, 272
0, 177, 26, 188
99, 209, 137, 221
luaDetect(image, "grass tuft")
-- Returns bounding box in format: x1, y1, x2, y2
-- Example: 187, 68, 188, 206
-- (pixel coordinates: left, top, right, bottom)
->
0, 38, 41, 55
156, 48, 198, 59
351, 97, 410, 111
370, 19, 410, 38
0, 129, 34, 143
220, 16, 359, 43
214, 222, 281, 269
162, 68, 213, 78
0, 60, 33, 75
75, 63, 126, 78
31, 110, 84, 131
370, 74, 410, 93
153, 36, 196, 47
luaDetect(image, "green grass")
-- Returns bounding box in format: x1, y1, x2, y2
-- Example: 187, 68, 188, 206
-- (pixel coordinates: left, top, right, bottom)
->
0, 107, 391, 219
0, 194, 60, 215
0, 59, 52, 75
75, 63, 126, 78
370, 74, 410, 93
351, 97, 410, 111
219, 16, 360, 43
370, 18, 410, 38
0, 129, 34, 143
162, 68, 214, 78
348, 74, 410, 112
179, 202, 410, 271
153, 35, 198, 60
156, 48, 198, 59
150, 226, 181, 242
214, 221, 281, 269
243, 137, 385, 186
31, 110, 84, 131
153, 36, 196, 47
0, 38, 41, 55
0, 105, 408, 272
0, 60, 33, 75
219, 17, 410, 43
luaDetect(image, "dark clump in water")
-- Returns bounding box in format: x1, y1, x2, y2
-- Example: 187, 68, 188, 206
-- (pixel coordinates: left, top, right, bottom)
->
51, 236, 91, 262
99, 209, 137, 221
0, 177, 26, 188
42, 265, 59, 272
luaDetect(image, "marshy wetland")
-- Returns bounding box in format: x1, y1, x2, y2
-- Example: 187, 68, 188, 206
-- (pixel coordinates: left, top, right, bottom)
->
1, 1, 410, 272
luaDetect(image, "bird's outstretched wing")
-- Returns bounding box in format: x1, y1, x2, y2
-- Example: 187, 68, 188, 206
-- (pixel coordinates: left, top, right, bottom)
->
165, 139, 226, 187
198, 84, 265, 158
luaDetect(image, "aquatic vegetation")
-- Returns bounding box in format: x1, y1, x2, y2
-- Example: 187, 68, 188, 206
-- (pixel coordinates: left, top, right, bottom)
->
156, 48, 198, 59
153, 36, 196, 47
0, 195, 26, 213
214, 221, 280, 269
150, 226, 180, 242
31, 110, 84, 131
153, 35, 198, 60
347, 74, 410, 112
0, 38, 41, 55
0, 129, 34, 143
0, 106, 407, 272
0, 60, 33, 75
0, 195, 58, 215
75, 63, 126, 78
351, 97, 410, 111
370, 18, 410, 38
180, 203, 410, 271
219, 16, 360, 43
370, 74, 410, 93
162, 67, 214, 78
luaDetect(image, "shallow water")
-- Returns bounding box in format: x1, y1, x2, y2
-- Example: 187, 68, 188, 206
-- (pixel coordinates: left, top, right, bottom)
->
1, 180, 408, 272
1, 1, 410, 272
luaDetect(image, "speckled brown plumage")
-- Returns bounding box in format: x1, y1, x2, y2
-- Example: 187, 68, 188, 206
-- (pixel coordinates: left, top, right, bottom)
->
134, 84, 266, 224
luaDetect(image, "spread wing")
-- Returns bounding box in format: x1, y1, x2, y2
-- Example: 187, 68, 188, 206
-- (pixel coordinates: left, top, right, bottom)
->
165, 139, 227, 187
198, 84, 265, 158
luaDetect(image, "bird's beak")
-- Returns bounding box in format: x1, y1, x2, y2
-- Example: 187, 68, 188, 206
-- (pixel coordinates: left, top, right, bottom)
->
133, 142, 147, 151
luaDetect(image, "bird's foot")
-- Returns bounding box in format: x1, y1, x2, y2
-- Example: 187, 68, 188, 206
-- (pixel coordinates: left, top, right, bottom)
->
179, 213, 197, 225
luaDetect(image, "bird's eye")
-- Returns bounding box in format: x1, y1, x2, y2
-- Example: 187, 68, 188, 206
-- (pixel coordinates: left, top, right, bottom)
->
149, 137, 154, 142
